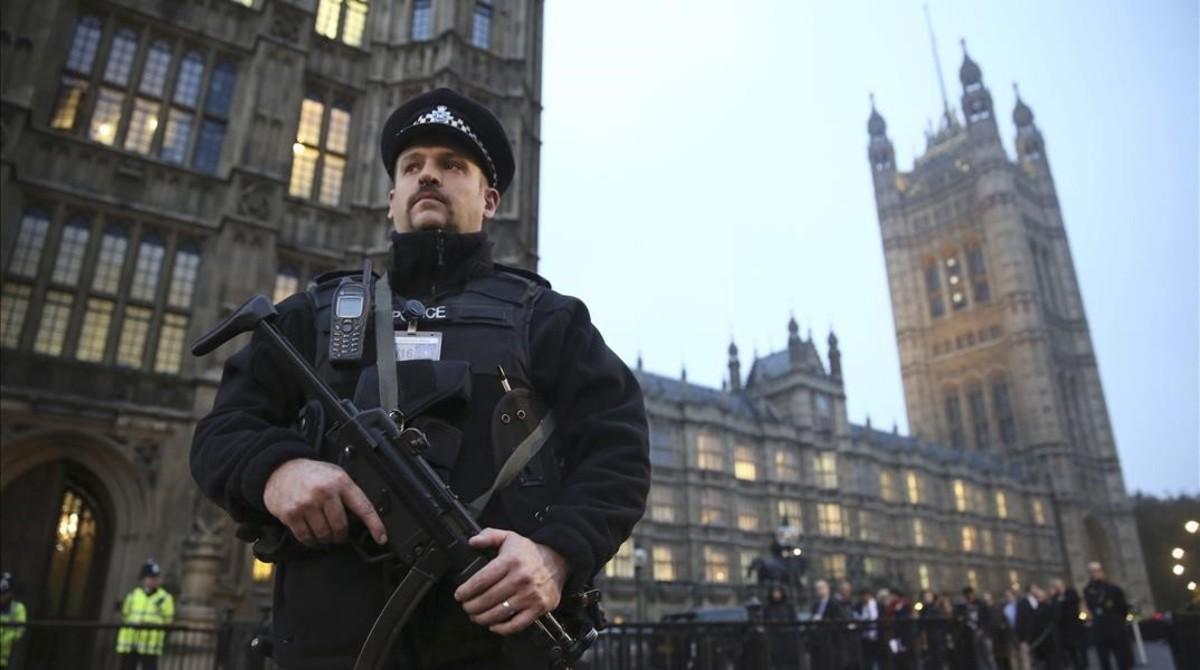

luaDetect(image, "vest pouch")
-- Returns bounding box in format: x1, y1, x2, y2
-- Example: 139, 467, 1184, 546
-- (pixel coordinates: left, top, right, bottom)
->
490, 388, 549, 487
407, 416, 462, 484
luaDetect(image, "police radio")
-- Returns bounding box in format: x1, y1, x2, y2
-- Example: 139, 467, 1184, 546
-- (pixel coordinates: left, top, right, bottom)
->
329, 259, 372, 365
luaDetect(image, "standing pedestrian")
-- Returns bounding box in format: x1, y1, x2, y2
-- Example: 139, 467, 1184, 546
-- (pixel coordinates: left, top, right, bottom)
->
855, 588, 883, 670
116, 559, 175, 670
764, 586, 801, 670
957, 586, 997, 670
1049, 579, 1086, 670
811, 579, 847, 669
0, 574, 26, 669
1084, 562, 1134, 670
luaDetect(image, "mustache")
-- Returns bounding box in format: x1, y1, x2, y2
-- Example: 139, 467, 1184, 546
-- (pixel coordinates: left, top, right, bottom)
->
408, 186, 449, 210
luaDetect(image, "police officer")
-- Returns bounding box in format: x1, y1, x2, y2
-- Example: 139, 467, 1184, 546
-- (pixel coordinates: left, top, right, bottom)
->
116, 559, 176, 670
190, 88, 650, 669
1083, 562, 1133, 670
0, 573, 26, 669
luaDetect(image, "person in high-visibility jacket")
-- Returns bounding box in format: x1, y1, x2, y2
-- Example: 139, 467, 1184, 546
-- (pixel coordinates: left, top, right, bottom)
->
0, 573, 26, 668
116, 559, 175, 670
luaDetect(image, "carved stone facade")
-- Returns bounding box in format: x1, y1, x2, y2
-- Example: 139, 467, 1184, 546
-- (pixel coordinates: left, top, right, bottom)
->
0, 0, 543, 621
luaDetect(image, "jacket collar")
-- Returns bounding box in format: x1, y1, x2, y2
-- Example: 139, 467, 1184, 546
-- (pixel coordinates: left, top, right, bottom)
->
388, 229, 493, 299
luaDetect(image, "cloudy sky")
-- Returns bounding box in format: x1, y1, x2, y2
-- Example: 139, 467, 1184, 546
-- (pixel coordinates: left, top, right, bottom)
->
534, 0, 1198, 495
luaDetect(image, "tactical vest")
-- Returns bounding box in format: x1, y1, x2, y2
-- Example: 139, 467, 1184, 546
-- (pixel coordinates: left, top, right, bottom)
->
303, 266, 563, 537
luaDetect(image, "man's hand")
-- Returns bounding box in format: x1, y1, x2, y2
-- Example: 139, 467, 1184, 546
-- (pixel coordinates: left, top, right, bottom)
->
262, 458, 388, 547
454, 528, 568, 636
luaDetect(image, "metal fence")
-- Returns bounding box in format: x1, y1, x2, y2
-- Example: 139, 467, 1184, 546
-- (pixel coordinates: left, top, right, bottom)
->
578, 619, 989, 670
0, 620, 275, 670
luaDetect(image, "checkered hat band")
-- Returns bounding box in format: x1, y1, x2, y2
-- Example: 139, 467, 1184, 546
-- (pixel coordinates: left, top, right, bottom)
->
407, 105, 497, 186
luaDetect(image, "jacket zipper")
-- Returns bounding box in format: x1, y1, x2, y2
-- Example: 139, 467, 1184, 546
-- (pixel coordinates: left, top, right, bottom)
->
431, 230, 445, 296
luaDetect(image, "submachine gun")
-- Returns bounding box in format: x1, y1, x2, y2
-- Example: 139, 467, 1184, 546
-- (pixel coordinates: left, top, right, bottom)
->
192, 294, 597, 670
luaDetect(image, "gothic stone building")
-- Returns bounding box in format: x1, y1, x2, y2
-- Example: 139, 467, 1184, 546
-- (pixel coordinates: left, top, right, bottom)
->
594, 48, 1150, 621
0, 0, 544, 622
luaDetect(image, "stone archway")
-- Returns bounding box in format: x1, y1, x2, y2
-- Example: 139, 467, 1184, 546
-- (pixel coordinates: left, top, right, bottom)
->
0, 429, 150, 620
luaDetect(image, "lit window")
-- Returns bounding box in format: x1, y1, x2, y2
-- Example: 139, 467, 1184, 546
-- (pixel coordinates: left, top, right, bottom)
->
167, 247, 201, 308
1004, 532, 1016, 557
962, 525, 977, 552
9, 209, 51, 277
953, 480, 968, 513
161, 109, 194, 163
918, 564, 930, 589
981, 529, 994, 555
129, 236, 165, 302
289, 95, 352, 206
89, 88, 125, 145
51, 218, 91, 285
734, 444, 757, 480
1, 284, 33, 348
411, 0, 432, 40
173, 52, 205, 107
604, 538, 635, 579
822, 554, 847, 580
50, 77, 88, 130
649, 486, 676, 523
155, 313, 188, 374
968, 385, 991, 450
124, 98, 161, 154
774, 447, 799, 480
1008, 569, 1020, 589
117, 306, 153, 367
995, 490, 1008, 519
737, 498, 760, 531
697, 432, 724, 471
699, 489, 727, 526
92, 227, 129, 294
315, 0, 368, 46
858, 509, 877, 542
816, 452, 837, 489
880, 470, 896, 502
139, 41, 172, 96
76, 299, 114, 362
913, 519, 925, 547
273, 269, 300, 303
34, 290, 74, 356
818, 503, 843, 537
777, 500, 802, 530
967, 568, 978, 589
704, 546, 730, 583
471, 3, 492, 48
652, 546, 677, 582
906, 471, 921, 504
1032, 499, 1046, 526
102, 29, 139, 86
64, 16, 103, 73
946, 254, 967, 310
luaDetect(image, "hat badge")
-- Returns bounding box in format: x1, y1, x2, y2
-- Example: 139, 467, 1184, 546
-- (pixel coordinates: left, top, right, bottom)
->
425, 105, 455, 124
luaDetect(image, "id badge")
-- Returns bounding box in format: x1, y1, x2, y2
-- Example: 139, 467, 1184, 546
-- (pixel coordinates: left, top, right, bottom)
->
394, 331, 443, 361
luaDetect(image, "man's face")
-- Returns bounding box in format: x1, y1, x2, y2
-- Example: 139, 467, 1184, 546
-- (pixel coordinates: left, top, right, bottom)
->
387, 144, 499, 234
142, 576, 160, 591
1088, 563, 1105, 581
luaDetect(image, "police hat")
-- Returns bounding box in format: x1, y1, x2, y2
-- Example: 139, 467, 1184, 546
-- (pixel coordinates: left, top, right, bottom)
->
140, 559, 161, 579
379, 88, 515, 194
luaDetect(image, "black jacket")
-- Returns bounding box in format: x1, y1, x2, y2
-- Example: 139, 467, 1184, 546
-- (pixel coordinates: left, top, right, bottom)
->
190, 230, 650, 668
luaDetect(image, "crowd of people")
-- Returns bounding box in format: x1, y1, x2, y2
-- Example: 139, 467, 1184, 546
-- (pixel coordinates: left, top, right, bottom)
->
757, 561, 1136, 670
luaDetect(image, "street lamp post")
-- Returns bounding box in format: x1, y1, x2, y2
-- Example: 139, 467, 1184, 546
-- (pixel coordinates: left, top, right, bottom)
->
633, 545, 649, 623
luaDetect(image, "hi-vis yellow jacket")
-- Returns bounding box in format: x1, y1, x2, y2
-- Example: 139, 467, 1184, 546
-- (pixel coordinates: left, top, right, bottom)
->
0, 600, 26, 667
116, 587, 174, 655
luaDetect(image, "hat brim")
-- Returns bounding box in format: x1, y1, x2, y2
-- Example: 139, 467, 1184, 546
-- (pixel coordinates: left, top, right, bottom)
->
386, 125, 496, 188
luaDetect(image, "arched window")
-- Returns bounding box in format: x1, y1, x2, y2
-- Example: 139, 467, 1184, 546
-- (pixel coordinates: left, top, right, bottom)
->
991, 377, 1017, 448
167, 244, 202, 308
8, 208, 51, 277
92, 226, 129, 294
289, 94, 352, 206
139, 40, 173, 97
315, 0, 368, 46
64, 16, 103, 73
943, 386, 964, 449
924, 261, 944, 318
46, 487, 102, 617
52, 216, 92, 285
411, 0, 433, 40
102, 29, 139, 86
967, 244, 990, 302
966, 383, 990, 450
129, 235, 165, 301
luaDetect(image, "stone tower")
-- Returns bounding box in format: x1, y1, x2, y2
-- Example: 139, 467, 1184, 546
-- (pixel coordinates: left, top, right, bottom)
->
866, 43, 1150, 598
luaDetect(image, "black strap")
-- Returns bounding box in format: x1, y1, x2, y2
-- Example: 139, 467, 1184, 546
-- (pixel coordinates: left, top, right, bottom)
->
374, 274, 399, 414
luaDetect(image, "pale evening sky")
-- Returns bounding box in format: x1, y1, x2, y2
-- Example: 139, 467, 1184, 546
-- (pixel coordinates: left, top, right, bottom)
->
533, 0, 1199, 495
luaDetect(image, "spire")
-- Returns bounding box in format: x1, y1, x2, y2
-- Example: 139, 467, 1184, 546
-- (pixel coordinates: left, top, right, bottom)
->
680, 364, 687, 383
923, 3, 955, 130
788, 314, 803, 368
728, 339, 742, 392
867, 93, 895, 173
1012, 83, 1034, 127
867, 93, 887, 137
959, 39, 994, 125
827, 329, 842, 380
787, 314, 799, 340
636, 351, 643, 371
1012, 82, 1045, 162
